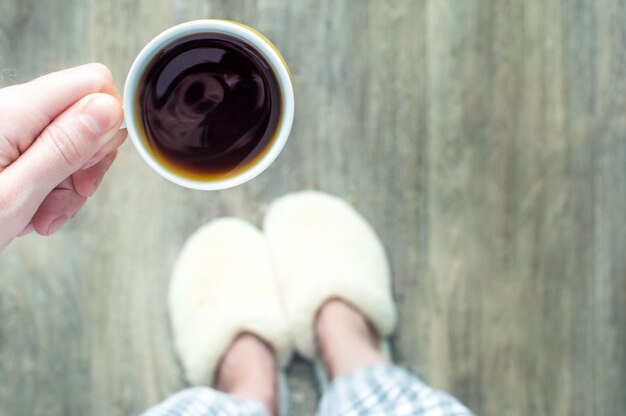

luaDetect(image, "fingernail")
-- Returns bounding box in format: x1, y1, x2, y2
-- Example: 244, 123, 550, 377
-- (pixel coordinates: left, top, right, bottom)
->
79, 95, 121, 134
47, 215, 68, 235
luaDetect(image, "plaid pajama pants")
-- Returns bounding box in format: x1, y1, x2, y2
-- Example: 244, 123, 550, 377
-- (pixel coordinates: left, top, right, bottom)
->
142, 365, 473, 416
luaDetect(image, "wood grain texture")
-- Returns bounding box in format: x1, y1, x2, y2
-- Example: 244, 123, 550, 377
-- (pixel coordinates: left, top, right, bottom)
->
1, 0, 625, 415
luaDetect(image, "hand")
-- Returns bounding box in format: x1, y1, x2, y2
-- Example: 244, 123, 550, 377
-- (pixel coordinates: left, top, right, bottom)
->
0, 63, 126, 251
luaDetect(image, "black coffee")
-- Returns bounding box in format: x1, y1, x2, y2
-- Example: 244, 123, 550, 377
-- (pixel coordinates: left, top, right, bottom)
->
136, 33, 281, 180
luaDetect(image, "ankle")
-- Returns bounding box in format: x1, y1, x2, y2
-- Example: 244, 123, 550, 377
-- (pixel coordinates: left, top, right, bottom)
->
215, 333, 277, 415
315, 299, 388, 380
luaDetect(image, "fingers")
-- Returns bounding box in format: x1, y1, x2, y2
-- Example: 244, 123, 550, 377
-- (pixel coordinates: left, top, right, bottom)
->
82, 128, 127, 171
72, 149, 118, 198
24, 146, 118, 236
21, 93, 123, 191
30, 179, 87, 236
0, 63, 121, 145
0, 93, 123, 244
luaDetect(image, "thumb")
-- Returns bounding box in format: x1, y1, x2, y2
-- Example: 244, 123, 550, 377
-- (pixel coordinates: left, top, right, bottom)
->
24, 93, 124, 192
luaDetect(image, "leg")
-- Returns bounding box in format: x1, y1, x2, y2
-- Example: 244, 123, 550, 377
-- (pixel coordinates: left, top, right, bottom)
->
214, 333, 277, 415
316, 299, 389, 379
141, 334, 275, 416
316, 300, 474, 416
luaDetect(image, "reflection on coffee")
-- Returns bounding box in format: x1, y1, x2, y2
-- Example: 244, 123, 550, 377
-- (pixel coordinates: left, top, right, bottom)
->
137, 33, 281, 179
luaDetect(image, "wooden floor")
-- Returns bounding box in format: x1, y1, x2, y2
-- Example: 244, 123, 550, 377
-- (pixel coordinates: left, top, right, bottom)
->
1, 1, 625, 415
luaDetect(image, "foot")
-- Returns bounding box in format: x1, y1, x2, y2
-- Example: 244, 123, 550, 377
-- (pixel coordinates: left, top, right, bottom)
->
315, 299, 390, 380
264, 191, 396, 360
170, 218, 291, 387
214, 333, 278, 416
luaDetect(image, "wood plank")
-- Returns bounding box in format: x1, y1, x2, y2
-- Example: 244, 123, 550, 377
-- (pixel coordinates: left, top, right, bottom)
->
0, 0, 624, 415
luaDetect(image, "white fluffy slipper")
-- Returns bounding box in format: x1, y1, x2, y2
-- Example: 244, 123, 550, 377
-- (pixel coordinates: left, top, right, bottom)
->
263, 191, 397, 361
169, 218, 292, 389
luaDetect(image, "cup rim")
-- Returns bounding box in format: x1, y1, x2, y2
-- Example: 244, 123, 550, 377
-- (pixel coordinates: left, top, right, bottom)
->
123, 19, 294, 191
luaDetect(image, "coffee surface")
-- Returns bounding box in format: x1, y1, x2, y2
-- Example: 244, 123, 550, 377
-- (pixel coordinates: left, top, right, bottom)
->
138, 33, 281, 179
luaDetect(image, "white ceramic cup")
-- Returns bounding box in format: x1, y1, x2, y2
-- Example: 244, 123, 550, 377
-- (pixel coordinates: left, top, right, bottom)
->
123, 20, 294, 190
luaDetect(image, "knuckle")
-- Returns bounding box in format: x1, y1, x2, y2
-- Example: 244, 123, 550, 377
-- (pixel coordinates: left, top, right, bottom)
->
43, 124, 83, 168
